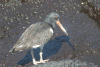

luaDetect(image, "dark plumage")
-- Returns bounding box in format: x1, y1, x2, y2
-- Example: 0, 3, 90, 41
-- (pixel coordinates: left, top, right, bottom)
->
9, 12, 68, 65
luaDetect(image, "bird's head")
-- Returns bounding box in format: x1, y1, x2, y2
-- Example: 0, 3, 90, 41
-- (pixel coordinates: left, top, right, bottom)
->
45, 12, 68, 36
45, 12, 60, 24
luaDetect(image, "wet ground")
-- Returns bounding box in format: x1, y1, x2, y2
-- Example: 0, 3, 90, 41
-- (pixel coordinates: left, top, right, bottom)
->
0, 0, 100, 67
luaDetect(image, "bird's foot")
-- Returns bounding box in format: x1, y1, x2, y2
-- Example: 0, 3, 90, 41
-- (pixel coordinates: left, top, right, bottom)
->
40, 59, 49, 63
33, 59, 49, 65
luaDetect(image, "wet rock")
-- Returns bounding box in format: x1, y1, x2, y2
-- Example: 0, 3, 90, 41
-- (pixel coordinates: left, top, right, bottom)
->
80, 0, 100, 27
0, 0, 100, 67
30, 59, 98, 67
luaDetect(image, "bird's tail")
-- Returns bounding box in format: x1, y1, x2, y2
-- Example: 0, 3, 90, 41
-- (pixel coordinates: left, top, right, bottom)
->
9, 48, 15, 54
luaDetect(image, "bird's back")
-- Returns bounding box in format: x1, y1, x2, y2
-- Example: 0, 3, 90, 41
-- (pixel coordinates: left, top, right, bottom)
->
9, 22, 53, 53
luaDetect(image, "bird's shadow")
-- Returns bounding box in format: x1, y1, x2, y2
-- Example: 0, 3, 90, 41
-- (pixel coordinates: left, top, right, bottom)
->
17, 35, 75, 66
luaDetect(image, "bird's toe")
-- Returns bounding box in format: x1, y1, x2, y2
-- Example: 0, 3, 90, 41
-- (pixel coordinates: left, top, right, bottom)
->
33, 62, 37, 65
40, 59, 49, 63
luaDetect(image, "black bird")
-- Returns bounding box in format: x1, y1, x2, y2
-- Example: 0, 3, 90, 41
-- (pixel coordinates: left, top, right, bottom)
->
9, 12, 68, 65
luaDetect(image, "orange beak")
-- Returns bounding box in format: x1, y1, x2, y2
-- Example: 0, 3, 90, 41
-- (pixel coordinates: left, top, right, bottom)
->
56, 21, 68, 36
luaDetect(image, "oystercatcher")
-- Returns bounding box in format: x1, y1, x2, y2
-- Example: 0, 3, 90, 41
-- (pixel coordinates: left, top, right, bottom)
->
9, 12, 68, 65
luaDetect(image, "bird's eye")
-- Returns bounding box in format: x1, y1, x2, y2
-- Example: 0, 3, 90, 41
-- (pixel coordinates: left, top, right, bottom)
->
54, 17, 58, 20
54, 16, 59, 20
55, 17, 58, 19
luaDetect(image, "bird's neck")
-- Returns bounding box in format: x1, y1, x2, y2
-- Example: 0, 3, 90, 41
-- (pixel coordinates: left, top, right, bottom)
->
49, 23, 55, 30
44, 21, 55, 30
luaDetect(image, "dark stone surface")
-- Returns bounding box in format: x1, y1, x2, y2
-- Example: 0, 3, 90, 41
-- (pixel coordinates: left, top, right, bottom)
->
0, 0, 100, 67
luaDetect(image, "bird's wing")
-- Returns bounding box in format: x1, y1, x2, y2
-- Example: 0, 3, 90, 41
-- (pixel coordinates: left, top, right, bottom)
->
18, 22, 42, 42
12, 22, 53, 52
12, 22, 41, 49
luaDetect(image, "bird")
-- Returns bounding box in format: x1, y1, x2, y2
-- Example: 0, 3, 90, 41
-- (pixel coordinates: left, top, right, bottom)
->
9, 12, 68, 65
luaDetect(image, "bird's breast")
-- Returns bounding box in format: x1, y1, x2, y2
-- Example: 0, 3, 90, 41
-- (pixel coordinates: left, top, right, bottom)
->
49, 28, 53, 34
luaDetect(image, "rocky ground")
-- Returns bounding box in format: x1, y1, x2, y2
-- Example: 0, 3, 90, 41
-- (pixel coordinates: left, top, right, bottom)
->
0, 0, 100, 67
